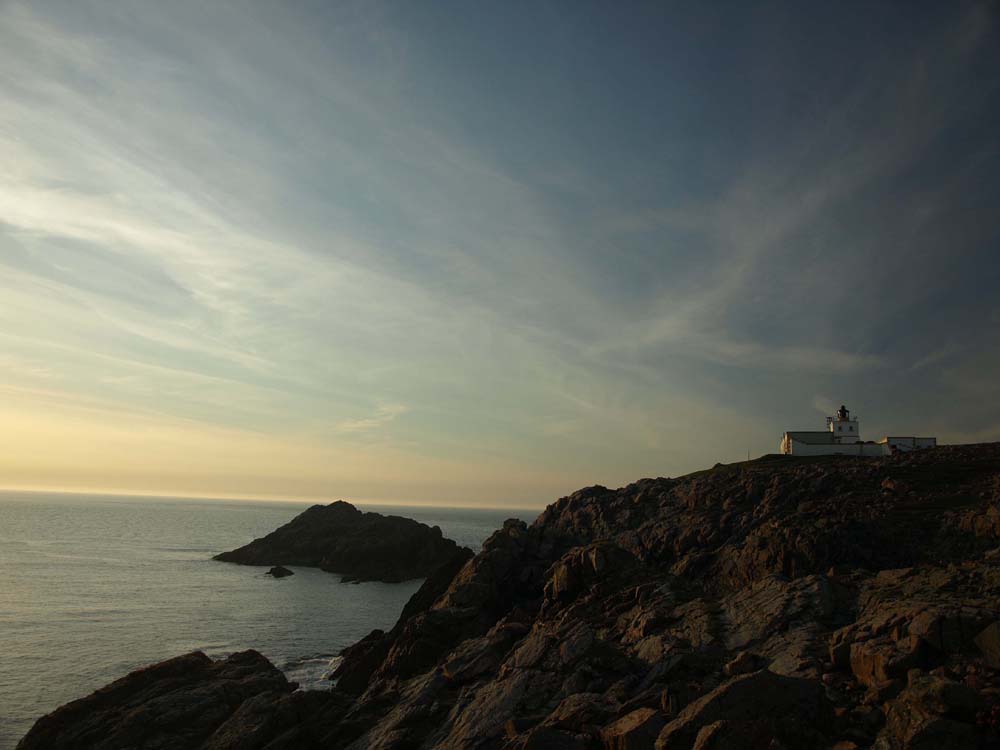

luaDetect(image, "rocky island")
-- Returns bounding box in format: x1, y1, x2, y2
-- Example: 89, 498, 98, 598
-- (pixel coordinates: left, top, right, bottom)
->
19, 443, 1000, 749
214, 500, 470, 583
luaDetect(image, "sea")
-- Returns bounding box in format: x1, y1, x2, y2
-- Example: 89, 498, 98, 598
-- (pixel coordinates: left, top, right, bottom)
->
0, 491, 537, 749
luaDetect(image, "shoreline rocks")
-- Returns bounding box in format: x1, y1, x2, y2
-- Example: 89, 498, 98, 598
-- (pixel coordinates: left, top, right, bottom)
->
267, 565, 294, 578
15, 651, 301, 750
213, 500, 469, 583
20, 443, 1000, 749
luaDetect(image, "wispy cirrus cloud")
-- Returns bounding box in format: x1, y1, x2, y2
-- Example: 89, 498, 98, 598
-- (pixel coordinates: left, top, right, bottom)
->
335, 403, 411, 435
0, 0, 997, 504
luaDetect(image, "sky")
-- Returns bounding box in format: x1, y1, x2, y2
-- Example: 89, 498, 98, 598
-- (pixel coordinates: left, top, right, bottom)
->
1, 1, 998, 508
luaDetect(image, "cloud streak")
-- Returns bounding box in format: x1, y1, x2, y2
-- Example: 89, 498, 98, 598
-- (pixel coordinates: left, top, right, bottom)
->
0, 1, 998, 505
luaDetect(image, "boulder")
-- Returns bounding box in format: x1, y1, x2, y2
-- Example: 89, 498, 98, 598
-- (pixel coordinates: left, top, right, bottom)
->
721, 651, 764, 677
850, 636, 924, 687
601, 707, 667, 750
267, 565, 294, 578
16, 651, 297, 750
543, 692, 617, 730
973, 621, 1000, 667
875, 673, 983, 749
543, 542, 636, 606
691, 720, 772, 750
523, 725, 592, 749
655, 671, 833, 750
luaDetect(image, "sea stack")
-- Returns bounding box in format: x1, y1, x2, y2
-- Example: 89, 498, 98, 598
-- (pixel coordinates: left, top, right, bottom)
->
214, 500, 470, 583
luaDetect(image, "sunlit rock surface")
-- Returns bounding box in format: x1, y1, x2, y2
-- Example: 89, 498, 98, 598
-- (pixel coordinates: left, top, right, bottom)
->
21, 443, 1000, 749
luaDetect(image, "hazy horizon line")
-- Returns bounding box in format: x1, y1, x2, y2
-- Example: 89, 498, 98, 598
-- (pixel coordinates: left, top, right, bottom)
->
0, 485, 546, 512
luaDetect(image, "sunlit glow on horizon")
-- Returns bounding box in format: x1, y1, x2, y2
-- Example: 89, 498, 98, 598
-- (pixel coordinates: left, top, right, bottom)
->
1, 1, 998, 508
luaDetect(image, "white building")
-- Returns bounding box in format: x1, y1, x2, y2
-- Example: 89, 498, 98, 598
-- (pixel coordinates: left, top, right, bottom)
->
780, 405, 936, 456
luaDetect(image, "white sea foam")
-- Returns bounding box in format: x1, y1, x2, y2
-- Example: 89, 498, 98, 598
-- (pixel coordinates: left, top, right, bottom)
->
281, 655, 344, 691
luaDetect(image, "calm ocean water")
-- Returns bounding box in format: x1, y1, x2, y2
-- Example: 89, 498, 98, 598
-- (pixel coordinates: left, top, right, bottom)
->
0, 491, 536, 749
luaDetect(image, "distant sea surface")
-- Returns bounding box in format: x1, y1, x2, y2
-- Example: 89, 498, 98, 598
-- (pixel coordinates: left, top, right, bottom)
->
0, 491, 536, 749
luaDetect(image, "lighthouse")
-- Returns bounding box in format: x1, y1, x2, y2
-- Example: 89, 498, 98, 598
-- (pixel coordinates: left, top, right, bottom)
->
779, 404, 936, 456
827, 405, 859, 443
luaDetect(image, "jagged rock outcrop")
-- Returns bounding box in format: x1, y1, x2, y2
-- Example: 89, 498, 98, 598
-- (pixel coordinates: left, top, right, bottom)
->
20, 443, 1000, 749
214, 500, 469, 583
15, 650, 306, 750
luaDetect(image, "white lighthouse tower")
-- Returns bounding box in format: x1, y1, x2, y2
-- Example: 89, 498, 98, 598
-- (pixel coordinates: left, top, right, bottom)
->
827, 404, 859, 443
780, 403, 936, 456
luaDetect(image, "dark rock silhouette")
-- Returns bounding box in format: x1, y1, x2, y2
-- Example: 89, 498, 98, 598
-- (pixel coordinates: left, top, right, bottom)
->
267, 565, 294, 578
20, 443, 1000, 749
15, 651, 301, 750
214, 500, 468, 583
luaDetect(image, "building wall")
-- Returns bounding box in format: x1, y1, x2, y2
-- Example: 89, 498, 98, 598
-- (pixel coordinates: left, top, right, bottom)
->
830, 420, 859, 443
882, 437, 937, 452
786, 440, 886, 457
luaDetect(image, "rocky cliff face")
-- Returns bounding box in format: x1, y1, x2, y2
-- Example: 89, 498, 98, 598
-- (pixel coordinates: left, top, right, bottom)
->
213, 500, 469, 583
20, 444, 1000, 750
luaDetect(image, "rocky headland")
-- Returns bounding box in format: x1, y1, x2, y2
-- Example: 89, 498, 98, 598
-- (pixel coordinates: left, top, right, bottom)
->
19, 443, 1000, 749
214, 500, 470, 583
